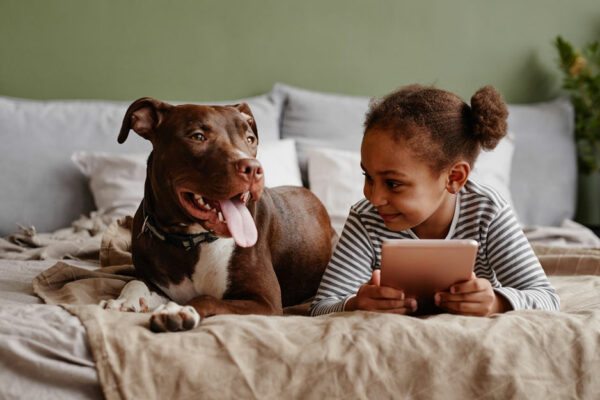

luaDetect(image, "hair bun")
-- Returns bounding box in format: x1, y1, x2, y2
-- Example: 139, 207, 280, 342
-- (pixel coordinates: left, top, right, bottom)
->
470, 85, 508, 150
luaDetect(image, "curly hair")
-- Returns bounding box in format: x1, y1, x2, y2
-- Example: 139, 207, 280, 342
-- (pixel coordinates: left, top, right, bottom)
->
364, 84, 508, 173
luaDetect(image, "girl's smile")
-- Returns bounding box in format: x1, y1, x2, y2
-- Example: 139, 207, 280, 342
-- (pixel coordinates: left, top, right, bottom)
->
378, 211, 402, 222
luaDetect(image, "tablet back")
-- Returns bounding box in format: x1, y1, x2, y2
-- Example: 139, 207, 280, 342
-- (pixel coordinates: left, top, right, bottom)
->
380, 239, 478, 298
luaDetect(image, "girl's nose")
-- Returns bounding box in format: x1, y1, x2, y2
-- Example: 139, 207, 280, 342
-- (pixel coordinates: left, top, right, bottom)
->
367, 182, 388, 207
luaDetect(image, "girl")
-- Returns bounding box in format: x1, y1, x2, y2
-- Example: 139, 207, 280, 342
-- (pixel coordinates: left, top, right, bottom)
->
310, 85, 559, 317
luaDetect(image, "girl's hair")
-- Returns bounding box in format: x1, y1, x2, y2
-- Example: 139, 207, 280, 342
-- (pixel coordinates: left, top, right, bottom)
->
364, 84, 508, 173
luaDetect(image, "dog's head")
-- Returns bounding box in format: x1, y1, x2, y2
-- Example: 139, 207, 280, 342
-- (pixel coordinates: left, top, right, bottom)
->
119, 97, 264, 247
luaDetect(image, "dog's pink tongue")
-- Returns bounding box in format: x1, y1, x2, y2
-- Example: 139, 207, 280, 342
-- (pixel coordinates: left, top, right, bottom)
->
218, 198, 257, 248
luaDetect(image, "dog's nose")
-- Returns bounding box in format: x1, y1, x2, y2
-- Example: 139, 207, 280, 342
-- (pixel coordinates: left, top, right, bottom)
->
236, 158, 263, 181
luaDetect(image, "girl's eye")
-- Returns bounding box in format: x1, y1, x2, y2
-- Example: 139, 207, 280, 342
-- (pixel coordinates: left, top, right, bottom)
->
191, 132, 207, 142
246, 135, 256, 144
386, 180, 403, 189
362, 171, 373, 181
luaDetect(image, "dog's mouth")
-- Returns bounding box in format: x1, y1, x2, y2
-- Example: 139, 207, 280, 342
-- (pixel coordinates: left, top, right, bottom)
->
177, 189, 257, 248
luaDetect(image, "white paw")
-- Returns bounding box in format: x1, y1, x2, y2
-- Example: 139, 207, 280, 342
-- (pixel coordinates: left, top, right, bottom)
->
149, 301, 201, 332
99, 297, 148, 312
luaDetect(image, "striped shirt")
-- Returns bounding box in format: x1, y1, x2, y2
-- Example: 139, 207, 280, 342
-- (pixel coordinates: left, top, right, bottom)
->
309, 180, 560, 316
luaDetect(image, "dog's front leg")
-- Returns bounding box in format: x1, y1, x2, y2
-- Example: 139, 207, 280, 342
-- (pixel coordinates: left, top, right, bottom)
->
100, 280, 168, 312
149, 294, 281, 333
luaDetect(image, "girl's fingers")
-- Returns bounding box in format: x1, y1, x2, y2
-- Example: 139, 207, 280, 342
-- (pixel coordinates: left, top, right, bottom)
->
435, 290, 493, 305
365, 269, 381, 286
449, 277, 491, 295
364, 284, 405, 300
374, 298, 416, 311
354, 292, 416, 312
372, 269, 381, 287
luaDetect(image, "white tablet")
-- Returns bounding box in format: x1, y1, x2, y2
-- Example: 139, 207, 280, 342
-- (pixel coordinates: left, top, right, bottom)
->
380, 239, 478, 298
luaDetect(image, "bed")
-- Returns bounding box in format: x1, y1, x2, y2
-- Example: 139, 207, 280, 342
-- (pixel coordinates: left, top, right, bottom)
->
1, 83, 600, 399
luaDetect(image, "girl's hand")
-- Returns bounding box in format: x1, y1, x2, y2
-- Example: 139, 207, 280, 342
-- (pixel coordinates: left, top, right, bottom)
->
345, 269, 417, 314
434, 273, 511, 317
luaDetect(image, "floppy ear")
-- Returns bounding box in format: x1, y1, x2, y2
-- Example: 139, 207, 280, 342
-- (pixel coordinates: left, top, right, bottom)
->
234, 102, 258, 139
118, 97, 172, 144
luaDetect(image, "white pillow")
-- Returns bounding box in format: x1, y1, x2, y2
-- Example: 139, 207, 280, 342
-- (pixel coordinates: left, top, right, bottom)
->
470, 132, 516, 210
72, 139, 302, 221
306, 147, 365, 234
71, 151, 148, 221
307, 135, 516, 234
256, 139, 303, 188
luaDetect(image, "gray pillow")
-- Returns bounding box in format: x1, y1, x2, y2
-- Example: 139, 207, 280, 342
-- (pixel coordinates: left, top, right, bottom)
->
275, 83, 371, 185
507, 98, 576, 226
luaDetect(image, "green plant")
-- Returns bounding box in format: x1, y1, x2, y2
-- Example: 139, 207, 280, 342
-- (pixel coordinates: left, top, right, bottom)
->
554, 36, 600, 174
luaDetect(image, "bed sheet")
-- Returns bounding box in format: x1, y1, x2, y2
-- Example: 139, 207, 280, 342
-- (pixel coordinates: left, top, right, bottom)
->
1, 217, 600, 399
0, 259, 103, 400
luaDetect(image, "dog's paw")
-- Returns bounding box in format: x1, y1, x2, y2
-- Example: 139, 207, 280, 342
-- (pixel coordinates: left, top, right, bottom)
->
99, 297, 149, 313
149, 301, 201, 332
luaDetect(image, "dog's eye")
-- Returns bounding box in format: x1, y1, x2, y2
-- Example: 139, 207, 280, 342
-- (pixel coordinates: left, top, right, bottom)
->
191, 132, 207, 142
246, 135, 256, 145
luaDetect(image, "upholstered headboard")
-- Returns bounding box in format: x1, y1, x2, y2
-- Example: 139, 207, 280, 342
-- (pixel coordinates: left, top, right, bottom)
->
0, 84, 576, 236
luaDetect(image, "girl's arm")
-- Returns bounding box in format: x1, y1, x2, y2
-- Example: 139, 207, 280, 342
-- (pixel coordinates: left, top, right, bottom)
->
309, 208, 375, 316
485, 205, 560, 311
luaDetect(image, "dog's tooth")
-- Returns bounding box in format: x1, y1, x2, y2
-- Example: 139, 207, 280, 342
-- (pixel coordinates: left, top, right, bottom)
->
218, 211, 224, 222
198, 197, 205, 205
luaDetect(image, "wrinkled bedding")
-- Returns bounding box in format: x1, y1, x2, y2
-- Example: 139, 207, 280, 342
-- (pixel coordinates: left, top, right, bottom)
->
1, 216, 600, 399
0, 260, 103, 400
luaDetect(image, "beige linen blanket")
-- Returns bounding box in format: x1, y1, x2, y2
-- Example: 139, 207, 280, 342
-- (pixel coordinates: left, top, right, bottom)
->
33, 219, 600, 400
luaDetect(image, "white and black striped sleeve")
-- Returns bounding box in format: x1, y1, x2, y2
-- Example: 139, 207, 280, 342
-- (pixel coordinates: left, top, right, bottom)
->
309, 207, 375, 316
486, 205, 560, 311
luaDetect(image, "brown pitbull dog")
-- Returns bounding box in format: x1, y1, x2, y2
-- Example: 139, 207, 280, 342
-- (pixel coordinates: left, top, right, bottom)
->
99, 98, 334, 332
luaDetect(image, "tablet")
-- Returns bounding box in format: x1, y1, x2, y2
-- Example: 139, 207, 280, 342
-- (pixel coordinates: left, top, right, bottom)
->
380, 239, 478, 299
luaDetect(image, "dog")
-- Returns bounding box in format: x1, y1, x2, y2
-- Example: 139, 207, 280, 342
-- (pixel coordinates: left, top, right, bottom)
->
100, 98, 334, 332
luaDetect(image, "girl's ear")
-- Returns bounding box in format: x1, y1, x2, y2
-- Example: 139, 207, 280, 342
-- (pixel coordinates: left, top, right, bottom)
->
446, 161, 470, 194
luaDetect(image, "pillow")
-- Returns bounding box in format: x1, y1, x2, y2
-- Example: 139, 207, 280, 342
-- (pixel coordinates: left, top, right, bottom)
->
307, 135, 515, 234
469, 132, 516, 211
306, 147, 364, 234
72, 139, 302, 221
275, 83, 371, 185
71, 151, 148, 221
0, 91, 283, 235
256, 139, 303, 188
506, 98, 576, 226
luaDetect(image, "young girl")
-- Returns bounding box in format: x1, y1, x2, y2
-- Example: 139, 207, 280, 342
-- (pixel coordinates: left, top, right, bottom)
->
309, 85, 559, 317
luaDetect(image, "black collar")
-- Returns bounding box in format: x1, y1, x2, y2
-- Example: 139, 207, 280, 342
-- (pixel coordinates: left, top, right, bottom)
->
139, 200, 219, 250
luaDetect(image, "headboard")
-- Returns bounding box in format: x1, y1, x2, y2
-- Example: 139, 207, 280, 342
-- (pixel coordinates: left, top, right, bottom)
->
0, 84, 576, 235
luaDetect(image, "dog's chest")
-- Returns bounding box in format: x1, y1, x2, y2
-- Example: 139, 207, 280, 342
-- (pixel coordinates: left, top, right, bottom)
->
157, 238, 235, 304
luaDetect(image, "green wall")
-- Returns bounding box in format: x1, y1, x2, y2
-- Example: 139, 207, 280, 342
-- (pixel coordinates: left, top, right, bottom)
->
1, 0, 599, 103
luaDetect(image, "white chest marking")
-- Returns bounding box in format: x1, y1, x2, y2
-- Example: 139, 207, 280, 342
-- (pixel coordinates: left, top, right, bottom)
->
158, 238, 236, 304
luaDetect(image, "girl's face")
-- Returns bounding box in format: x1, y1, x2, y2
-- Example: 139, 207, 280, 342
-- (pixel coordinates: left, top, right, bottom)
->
361, 128, 457, 239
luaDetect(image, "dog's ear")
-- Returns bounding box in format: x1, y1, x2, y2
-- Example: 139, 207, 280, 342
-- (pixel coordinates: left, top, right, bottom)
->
118, 98, 172, 144
234, 102, 258, 139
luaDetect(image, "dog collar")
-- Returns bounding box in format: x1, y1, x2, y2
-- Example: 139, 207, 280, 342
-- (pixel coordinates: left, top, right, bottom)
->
140, 201, 219, 250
